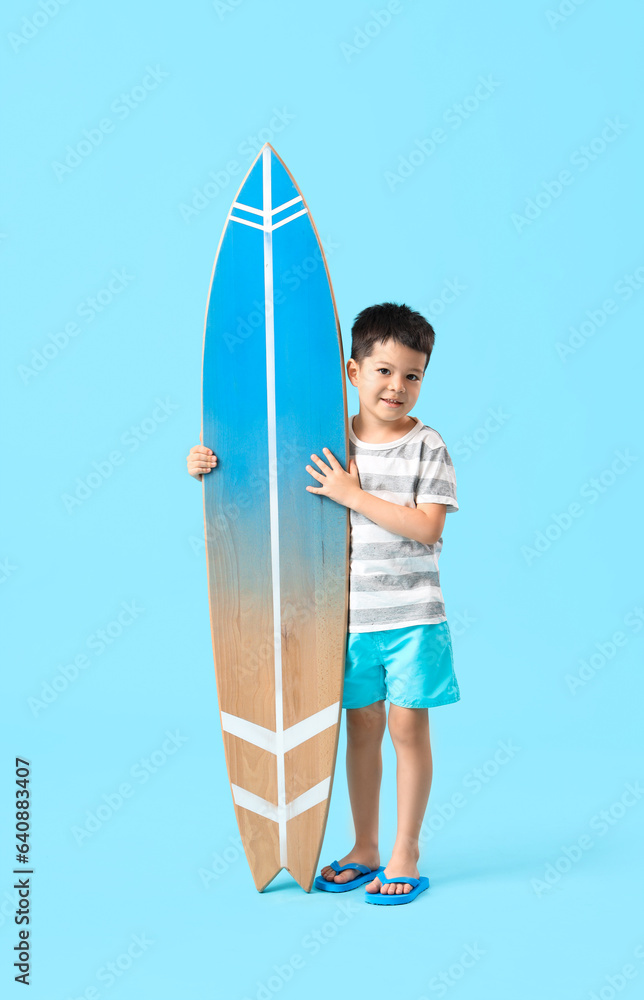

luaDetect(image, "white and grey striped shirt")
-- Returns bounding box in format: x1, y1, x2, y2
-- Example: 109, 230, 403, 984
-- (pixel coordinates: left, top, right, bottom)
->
348, 415, 459, 633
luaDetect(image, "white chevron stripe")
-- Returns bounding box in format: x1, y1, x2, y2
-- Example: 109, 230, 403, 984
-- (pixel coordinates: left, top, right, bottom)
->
282, 702, 340, 752
231, 784, 275, 820
220, 712, 277, 753
231, 776, 331, 823
233, 201, 264, 216
229, 215, 265, 230
228, 192, 307, 233
271, 208, 308, 231
220, 701, 341, 754
285, 776, 331, 820
271, 195, 302, 215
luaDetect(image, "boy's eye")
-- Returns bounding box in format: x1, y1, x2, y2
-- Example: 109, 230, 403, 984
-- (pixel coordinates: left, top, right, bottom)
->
377, 368, 419, 381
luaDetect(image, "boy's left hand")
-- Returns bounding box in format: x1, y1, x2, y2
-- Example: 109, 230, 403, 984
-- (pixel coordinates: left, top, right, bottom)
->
305, 448, 361, 508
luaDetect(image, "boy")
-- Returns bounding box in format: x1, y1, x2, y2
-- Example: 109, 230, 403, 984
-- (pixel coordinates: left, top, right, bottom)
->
187, 302, 460, 905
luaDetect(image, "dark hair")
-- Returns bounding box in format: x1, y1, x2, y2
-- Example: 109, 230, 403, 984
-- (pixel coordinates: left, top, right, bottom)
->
350, 302, 435, 372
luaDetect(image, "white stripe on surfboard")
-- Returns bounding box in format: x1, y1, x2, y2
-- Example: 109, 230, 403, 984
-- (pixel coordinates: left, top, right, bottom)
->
233, 201, 264, 216
261, 147, 290, 869
231, 776, 331, 824
229, 215, 265, 231
232, 196, 303, 218
271, 195, 302, 215
230, 211, 307, 232
271, 208, 308, 231
220, 701, 341, 754
229, 193, 307, 233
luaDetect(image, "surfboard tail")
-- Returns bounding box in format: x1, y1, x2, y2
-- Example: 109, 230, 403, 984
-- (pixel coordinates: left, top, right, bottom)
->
233, 802, 328, 893
233, 808, 282, 891
284, 799, 331, 892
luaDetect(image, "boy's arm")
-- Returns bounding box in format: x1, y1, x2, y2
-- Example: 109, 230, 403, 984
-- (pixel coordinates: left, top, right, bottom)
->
305, 447, 448, 545
352, 494, 447, 546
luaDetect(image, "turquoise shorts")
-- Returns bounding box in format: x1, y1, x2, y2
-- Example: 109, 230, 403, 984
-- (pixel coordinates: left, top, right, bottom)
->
342, 621, 460, 710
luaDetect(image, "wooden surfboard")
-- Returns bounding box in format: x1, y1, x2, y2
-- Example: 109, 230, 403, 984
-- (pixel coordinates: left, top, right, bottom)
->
201, 143, 349, 892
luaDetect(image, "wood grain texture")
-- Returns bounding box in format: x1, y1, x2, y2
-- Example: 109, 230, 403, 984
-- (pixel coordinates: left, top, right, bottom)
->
223, 733, 278, 806
201, 144, 349, 892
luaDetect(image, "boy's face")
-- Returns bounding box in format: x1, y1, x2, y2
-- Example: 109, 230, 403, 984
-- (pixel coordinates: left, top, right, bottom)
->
347, 338, 427, 424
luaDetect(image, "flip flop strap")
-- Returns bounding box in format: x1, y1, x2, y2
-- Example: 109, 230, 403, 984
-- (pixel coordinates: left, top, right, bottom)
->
378, 874, 420, 887
330, 860, 371, 875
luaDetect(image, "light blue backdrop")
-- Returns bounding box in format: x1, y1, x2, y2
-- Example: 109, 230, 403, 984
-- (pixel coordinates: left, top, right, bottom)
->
3, 1, 643, 998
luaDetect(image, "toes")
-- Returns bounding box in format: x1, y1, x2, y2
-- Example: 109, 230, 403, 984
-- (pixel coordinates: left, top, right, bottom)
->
378, 881, 413, 894
320, 867, 357, 882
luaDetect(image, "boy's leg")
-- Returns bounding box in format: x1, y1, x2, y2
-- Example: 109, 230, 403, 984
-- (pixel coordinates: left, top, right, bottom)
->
319, 700, 386, 883
365, 704, 432, 896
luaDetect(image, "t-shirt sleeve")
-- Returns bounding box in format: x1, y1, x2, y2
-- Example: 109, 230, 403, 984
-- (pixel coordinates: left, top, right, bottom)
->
415, 441, 459, 512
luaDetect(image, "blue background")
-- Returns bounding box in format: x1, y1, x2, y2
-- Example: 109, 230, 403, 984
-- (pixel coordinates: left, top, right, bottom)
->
3, 1, 643, 997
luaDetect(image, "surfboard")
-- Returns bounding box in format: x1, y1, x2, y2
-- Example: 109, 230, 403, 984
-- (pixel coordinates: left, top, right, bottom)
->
201, 143, 349, 892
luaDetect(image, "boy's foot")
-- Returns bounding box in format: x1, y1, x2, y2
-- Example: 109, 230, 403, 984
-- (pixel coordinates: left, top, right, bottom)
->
319, 848, 380, 885
365, 849, 420, 896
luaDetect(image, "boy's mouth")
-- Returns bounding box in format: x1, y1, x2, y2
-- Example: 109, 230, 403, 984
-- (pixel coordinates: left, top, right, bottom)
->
381, 398, 402, 407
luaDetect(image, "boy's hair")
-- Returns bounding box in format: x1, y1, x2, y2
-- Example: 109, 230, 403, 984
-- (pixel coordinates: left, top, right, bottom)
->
350, 302, 435, 373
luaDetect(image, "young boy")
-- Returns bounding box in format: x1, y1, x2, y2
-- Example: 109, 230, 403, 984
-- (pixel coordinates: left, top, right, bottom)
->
187, 302, 460, 905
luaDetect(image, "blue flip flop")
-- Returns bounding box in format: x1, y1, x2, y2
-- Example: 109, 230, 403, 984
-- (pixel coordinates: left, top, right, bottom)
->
314, 861, 385, 892
364, 873, 430, 904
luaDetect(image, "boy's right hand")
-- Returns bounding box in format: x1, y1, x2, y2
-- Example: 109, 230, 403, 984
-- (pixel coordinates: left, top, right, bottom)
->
187, 444, 217, 481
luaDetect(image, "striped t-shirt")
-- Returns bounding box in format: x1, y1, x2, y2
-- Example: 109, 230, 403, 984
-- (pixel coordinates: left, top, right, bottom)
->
348, 414, 459, 633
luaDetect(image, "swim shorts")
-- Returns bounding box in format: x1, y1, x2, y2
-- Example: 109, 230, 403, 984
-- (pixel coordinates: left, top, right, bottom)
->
342, 621, 460, 710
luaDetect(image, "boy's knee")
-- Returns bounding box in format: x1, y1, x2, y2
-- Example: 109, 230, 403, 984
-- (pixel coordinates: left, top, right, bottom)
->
346, 701, 386, 739
387, 705, 429, 745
